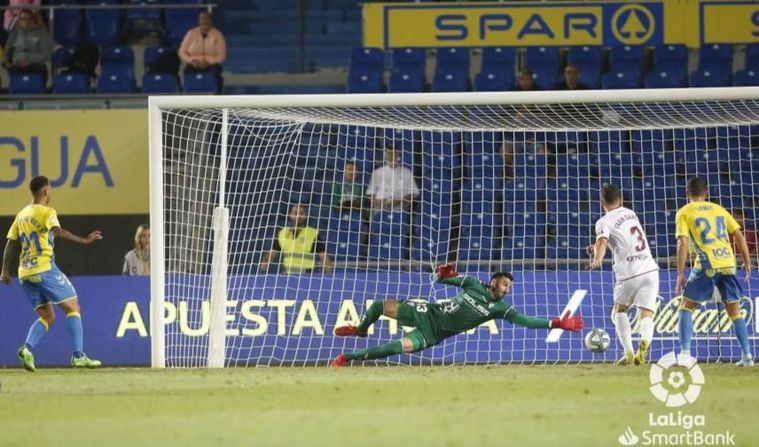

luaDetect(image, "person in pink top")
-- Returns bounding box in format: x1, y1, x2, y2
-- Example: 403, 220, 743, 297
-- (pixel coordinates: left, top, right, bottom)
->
178, 10, 225, 92
4, 0, 40, 31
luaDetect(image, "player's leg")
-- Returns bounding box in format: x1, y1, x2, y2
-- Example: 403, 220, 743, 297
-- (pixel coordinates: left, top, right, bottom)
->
717, 275, 753, 366
332, 331, 428, 367
633, 273, 658, 365
679, 271, 712, 357
17, 280, 53, 372
612, 281, 635, 365
335, 299, 401, 336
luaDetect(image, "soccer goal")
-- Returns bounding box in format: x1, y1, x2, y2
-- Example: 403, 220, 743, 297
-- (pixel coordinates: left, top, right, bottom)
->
149, 89, 759, 368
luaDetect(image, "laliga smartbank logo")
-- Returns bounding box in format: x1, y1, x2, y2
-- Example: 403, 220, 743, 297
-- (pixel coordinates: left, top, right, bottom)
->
616, 352, 736, 446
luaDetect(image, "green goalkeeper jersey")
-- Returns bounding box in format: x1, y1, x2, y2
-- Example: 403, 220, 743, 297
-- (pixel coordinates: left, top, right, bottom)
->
427, 275, 516, 336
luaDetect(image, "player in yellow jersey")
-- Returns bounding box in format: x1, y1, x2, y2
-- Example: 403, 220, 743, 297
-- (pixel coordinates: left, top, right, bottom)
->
1, 176, 103, 371
675, 178, 753, 366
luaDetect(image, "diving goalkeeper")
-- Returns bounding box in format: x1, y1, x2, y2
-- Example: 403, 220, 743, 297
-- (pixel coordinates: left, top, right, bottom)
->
331, 264, 584, 367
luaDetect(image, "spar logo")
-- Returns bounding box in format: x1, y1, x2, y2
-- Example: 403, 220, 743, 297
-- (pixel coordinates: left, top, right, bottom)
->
649, 352, 704, 407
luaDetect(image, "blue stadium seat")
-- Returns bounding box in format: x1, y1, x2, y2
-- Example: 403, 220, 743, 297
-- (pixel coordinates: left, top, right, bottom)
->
505, 177, 545, 202
474, 65, 514, 92
346, 65, 383, 93
653, 44, 688, 66
52, 73, 90, 93
96, 69, 134, 93
432, 64, 470, 92
734, 69, 759, 86
53, 7, 82, 46
164, 8, 200, 47
529, 61, 559, 89
125, 0, 162, 26
9, 72, 45, 94
350, 47, 384, 69
436, 47, 470, 67
368, 211, 409, 260
382, 128, 418, 153
566, 59, 602, 88
699, 43, 733, 66
388, 65, 424, 93
392, 47, 426, 69
745, 44, 759, 71
645, 66, 687, 88
482, 47, 517, 66
513, 153, 547, 178
524, 46, 560, 67
467, 151, 504, 178
609, 45, 644, 67
52, 47, 77, 75
338, 126, 377, 151
101, 46, 135, 72
602, 64, 642, 89
141, 73, 179, 93
85, 4, 121, 46
567, 46, 603, 64
412, 211, 452, 262
326, 211, 364, 262
183, 71, 218, 93
503, 234, 544, 260
143, 46, 175, 72
691, 67, 732, 87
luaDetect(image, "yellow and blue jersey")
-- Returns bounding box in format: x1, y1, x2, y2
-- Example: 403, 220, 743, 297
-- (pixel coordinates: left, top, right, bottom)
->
675, 201, 740, 272
6, 204, 60, 279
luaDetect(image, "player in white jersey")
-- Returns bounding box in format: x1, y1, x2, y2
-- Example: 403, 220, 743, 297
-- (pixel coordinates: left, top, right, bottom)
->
587, 185, 659, 365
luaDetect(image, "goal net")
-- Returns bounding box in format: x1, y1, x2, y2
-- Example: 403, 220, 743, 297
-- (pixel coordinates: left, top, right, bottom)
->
149, 89, 759, 368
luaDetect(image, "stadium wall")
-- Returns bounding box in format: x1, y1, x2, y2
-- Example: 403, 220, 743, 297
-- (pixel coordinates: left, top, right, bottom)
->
1, 272, 756, 366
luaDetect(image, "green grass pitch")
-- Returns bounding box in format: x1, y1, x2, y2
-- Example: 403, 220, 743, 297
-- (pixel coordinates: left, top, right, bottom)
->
0, 365, 757, 447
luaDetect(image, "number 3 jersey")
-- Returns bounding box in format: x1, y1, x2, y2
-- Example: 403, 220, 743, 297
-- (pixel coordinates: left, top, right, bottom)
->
595, 206, 658, 281
6, 204, 60, 279
675, 201, 740, 271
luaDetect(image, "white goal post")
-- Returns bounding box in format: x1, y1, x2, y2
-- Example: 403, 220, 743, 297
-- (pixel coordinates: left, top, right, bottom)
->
149, 88, 759, 368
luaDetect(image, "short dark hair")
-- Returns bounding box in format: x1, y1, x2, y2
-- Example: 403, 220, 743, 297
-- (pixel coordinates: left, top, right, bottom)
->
601, 184, 622, 205
29, 176, 50, 196
491, 272, 514, 282
687, 177, 708, 197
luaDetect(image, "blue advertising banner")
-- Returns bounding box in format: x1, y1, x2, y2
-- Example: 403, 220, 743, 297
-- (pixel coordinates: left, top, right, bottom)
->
1, 272, 756, 367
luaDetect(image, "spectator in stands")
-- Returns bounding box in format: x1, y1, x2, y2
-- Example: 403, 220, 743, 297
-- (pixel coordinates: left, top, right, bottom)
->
123, 224, 150, 276
553, 63, 590, 90
259, 204, 334, 274
332, 161, 364, 212
732, 209, 757, 260
178, 10, 226, 92
366, 146, 419, 212
2, 8, 50, 82
3, 0, 39, 31
512, 69, 542, 91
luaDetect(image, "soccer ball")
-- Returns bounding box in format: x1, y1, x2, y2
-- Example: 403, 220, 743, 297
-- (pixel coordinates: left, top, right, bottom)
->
584, 328, 611, 353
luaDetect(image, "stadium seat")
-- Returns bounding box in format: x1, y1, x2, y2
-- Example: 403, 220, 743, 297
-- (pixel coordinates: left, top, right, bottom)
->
528, 61, 558, 89
503, 234, 544, 260
125, 0, 162, 38
474, 65, 514, 92
734, 69, 759, 86
367, 210, 409, 260
346, 65, 383, 93
141, 73, 179, 93
524, 46, 560, 67
608, 45, 644, 67
566, 59, 602, 88
9, 72, 45, 94
52, 73, 90, 93
326, 211, 364, 262
392, 47, 426, 70
164, 8, 201, 47
412, 211, 452, 263
653, 44, 688, 66
53, 7, 82, 46
690, 67, 732, 87
645, 67, 687, 89
602, 64, 642, 89
96, 69, 134, 93
513, 154, 548, 178
52, 47, 77, 74
85, 3, 121, 46
699, 43, 733, 67
183, 72, 218, 93
350, 47, 384, 69
101, 46, 135, 72
388, 65, 424, 93
567, 46, 603, 65
143, 46, 176, 73
482, 47, 517, 66
432, 64, 470, 92
745, 44, 759, 71
436, 47, 470, 67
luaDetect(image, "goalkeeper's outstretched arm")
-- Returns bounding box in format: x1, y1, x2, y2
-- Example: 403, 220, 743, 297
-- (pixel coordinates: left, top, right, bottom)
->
504, 309, 583, 331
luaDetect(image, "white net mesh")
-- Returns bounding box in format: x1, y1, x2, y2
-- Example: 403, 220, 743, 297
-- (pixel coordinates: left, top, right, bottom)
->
156, 96, 759, 367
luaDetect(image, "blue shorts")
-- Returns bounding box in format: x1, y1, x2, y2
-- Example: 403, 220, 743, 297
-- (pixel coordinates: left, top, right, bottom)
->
20, 266, 77, 309
682, 269, 744, 303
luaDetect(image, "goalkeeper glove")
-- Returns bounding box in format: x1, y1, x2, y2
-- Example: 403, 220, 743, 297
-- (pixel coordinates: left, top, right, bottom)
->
550, 311, 584, 332
436, 263, 458, 279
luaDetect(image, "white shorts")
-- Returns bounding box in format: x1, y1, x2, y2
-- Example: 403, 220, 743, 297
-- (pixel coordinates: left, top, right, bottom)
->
614, 270, 659, 311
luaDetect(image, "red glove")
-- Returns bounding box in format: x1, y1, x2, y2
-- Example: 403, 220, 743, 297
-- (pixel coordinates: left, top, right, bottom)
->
550, 311, 584, 332
436, 263, 458, 279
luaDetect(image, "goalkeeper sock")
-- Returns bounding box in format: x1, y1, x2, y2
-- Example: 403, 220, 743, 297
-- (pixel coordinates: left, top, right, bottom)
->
24, 318, 49, 350
356, 301, 384, 332
345, 340, 404, 361
678, 309, 693, 355
614, 312, 634, 354
731, 315, 751, 356
639, 316, 654, 344
66, 312, 84, 358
